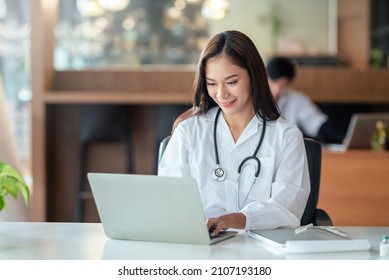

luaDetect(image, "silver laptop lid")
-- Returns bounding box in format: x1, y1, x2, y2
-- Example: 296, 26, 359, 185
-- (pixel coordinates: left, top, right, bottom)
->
344, 113, 389, 149
88, 173, 235, 245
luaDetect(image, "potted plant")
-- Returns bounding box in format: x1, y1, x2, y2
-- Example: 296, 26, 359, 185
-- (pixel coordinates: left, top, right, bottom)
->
0, 161, 30, 211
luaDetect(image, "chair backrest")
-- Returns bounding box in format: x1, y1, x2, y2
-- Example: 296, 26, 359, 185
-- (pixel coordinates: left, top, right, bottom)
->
158, 135, 171, 165
300, 138, 322, 225
157, 136, 322, 225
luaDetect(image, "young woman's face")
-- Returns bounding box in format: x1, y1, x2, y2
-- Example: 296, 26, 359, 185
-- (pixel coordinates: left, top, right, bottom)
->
205, 55, 253, 118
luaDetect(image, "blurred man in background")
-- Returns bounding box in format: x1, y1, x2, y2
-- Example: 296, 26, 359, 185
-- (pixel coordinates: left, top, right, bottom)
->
267, 56, 343, 143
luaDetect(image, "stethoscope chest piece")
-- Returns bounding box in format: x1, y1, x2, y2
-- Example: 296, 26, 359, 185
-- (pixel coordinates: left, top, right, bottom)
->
212, 165, 226, 182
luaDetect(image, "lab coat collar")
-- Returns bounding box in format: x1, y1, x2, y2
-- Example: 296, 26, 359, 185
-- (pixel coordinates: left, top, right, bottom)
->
235, 115, 264, 145
208, 107, 265, 147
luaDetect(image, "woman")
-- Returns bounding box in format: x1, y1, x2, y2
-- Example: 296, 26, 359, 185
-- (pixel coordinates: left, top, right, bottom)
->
158, 30, 310, 236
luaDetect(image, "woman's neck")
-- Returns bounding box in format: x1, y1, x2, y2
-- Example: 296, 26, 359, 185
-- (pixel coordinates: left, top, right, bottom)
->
223, 111, 255, 143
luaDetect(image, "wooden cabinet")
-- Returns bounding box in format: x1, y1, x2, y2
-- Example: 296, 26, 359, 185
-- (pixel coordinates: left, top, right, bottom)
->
319, 150, 389, 226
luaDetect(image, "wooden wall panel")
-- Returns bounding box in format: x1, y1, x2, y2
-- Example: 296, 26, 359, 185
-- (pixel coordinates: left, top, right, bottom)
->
30, 0, 58, 221
293, 68, 389, 103
53, 70, 195, 92
337, 0, 370, 69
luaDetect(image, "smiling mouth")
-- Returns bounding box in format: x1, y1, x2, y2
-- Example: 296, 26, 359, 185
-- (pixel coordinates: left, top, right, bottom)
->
220, 100, 236, 107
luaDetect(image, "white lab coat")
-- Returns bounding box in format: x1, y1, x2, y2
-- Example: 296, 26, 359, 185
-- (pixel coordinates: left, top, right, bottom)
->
158, 107, 310, 230
277, 89, 328, 137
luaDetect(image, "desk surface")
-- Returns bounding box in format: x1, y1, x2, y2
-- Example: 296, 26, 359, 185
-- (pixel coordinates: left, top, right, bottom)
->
0, 222, 388, 260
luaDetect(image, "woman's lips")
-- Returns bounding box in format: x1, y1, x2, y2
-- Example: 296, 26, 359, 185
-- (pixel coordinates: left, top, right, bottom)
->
220, 100, 236, 107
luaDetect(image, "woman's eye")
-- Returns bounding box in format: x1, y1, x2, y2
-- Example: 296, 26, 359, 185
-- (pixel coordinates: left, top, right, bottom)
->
227, 80, 238, 85
207, 82, 216, 86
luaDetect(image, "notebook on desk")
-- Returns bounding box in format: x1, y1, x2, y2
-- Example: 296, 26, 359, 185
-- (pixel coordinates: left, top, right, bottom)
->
248, 227, 371, 254
324, 113, 389, 151
88, 173, 237, 245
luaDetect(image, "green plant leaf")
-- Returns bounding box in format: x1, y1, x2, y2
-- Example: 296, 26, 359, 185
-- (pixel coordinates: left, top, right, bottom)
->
0, 179, 18, 198
0, 178, 30, 205
1, 163, 26, 183
0, 161, 30, 209
0, 196, 4, 211
15, 180, 30, 206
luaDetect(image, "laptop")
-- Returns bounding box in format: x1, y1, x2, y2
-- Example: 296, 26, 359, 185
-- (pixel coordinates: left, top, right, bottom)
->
324, 113, 389, 151
88, 173, 238, 245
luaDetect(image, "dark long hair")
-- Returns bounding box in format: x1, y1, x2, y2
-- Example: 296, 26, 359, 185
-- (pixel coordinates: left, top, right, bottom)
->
173, 30, 280, 130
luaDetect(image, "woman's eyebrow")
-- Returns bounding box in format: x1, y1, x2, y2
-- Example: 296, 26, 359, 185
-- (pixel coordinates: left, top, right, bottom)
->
206, 74, 239, 81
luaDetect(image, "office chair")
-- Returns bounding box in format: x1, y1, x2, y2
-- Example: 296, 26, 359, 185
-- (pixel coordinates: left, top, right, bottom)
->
154, 105, 189, 173
301, 138, 332, 226
157, 135, 171, 166
157, 136, 332, 226
75, 104, 132, 222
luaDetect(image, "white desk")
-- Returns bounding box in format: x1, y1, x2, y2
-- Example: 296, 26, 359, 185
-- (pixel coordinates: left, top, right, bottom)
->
0, 222, 388, 260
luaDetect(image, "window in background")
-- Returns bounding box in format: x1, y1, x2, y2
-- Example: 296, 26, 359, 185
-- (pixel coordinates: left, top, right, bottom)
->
0, 0, 31, 182
54, 0, 233, 69
54, 0, 334, 70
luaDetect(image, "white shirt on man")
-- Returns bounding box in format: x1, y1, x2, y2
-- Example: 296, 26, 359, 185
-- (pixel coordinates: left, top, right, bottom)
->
276, 89, 328, 137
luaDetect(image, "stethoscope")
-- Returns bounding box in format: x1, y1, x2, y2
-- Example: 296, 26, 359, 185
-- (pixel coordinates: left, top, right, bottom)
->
212, 108, 266, 209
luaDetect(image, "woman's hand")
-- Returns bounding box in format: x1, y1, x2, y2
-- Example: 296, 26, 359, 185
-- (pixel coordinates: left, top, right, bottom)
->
206, 212, 246, 236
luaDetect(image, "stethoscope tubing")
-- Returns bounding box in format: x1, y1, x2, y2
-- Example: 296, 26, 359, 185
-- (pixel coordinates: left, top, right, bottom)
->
213, 107, 266, 180
212, 107, 266, 209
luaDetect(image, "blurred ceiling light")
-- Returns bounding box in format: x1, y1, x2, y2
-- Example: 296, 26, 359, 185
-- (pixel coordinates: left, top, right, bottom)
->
77, 0, 105, 17
201, 0, 229, 20
186, 0, 202, 4
98, 0, 130, 12
166, 7, 181, 19
0, 0, 7, 19
95, 17, 108, 30
175, 0, 186, 10
123, 18, 136, 30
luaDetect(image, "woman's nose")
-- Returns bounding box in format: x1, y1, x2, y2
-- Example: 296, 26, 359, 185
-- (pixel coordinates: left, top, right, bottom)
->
216, 85, 228, 99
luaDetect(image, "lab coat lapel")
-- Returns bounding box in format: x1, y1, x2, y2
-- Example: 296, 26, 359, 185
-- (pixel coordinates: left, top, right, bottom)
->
235, 116, 262, 146
216, 114, 263, 149
216, 114, 236, 150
